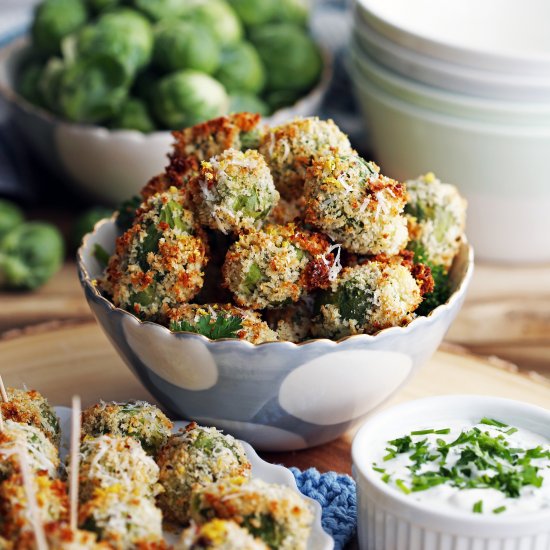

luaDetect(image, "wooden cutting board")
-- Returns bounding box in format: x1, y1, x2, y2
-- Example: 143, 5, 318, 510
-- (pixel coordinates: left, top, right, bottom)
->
1, 321, 549, 474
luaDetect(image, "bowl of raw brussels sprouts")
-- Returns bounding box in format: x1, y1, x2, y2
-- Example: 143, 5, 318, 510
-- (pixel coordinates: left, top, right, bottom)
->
0, 0, 330, 205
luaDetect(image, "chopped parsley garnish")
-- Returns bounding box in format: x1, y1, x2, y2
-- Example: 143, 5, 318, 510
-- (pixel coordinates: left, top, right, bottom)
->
473, 500, 483, 513
170, 314, 243, 340
493, 506, 506, 514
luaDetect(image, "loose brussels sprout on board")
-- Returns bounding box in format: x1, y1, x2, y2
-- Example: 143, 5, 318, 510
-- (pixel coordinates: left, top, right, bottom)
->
0, 200, 24, 239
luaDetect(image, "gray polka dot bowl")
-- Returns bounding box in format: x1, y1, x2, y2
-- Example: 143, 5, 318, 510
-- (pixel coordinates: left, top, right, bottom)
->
77, 218, 474, 451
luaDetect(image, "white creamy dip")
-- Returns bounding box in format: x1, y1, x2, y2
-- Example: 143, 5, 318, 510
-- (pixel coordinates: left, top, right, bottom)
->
371, 418, 550, 515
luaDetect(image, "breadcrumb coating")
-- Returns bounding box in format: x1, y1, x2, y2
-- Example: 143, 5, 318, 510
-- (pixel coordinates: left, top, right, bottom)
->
265, 197, 305, 225
16, 522, 110, 550
304, 154, 408, 255
259, 117, 354, 200
189, 149, 279, 234
264, 299, 313, 343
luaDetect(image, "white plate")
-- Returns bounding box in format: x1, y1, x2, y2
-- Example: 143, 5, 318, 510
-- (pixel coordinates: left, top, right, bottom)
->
56, 407, 334, 550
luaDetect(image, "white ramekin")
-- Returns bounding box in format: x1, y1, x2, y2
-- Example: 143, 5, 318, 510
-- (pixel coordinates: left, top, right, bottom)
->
352, 395, 550, 550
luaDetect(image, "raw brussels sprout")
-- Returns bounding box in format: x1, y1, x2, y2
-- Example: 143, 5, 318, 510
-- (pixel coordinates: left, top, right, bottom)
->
228, 0, 277, 25
0, 200, 24, 239
250, 23, 321, 92
264, 89, 301, 112
153, 21, 220, 74
131, 0, 190, 21
31, 0, 87, 56
71, 207, 113, 249
87, 0, 122, 13
110, 97, 155, 132
0, 222, 64, 290
188, 0, 242, 46
277, 0, 310, 25
229, 93, 268, 116
57, 55, 129, 123
75, 9, 154, 78
152, 70, 229, 130
17, 61, 45, 107
39, 57, 65, 112
216, 42, 265, 94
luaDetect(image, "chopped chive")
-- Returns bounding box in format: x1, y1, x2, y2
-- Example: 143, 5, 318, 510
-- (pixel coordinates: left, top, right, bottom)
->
505, 427, 518, 435
493, 506, 506, 514
381, 473, 391, 484
480, 417, 508, 428
396, 479, 411, 494
473, 500, 483, 513
373, 466, 386, 473
411, 429, 434, 435
435, 428, 451, 434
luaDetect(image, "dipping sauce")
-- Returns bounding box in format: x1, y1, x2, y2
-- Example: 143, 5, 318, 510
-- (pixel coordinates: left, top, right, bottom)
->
372, 417, 550, 515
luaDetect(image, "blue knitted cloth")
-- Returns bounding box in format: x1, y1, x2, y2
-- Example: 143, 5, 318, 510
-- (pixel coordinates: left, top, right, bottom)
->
291, 467, 357, 550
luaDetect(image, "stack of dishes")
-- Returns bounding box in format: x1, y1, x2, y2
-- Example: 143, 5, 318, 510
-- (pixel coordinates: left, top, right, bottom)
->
349, 0, 550, 262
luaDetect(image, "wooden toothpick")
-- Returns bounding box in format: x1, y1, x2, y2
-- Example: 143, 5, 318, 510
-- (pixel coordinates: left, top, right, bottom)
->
0, 375, 8, 402
69, 395, 81, 532
19, 446, 48, 550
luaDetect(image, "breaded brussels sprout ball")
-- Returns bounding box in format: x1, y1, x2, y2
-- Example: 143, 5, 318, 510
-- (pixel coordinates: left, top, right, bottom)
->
16, 522, 108, 550
102, 188, 208, 322
178, 519, 269, 550
157, 422, 251, 525
259, 117, 354, 200
78, 488, 163, 547
0, 421, 59, 481
1, 388, 60, 445
312, 256, 432, 338
190, 477, 314, 550
190, 149, 279, 234
222, 223, 339, 310
0, 473, 68, 540
81, 400, 172, 455
405, 172, 467, 270
304, 154, 409, 255
169, 303, 279, 344
77, 435, 160, 503
264, 300, 313, 343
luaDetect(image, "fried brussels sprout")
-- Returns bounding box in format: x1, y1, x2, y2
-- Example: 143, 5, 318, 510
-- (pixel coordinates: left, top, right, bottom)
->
0, 222, 64, 290
78, 488, 163, 547
132, 0, 190, 21
178, 519, 269, 550
101, 188, 208, 322
77, 435, 161, 502
228, 0, 277, 25
157, 422, 251, 524
312, 256, 431, 338
188, 0, 243, 46
229, 94, 268, 116
304, 154, 408, 255
153, 21, 220, 75
0, 200, 23, 239
264, 300, 313, 343
17, 61, 45, 107
405, 172, 467, 270
216, 42, 265, 94
259, 117, 353, 200
189, 148, 279, 234
169, 303, 279, 344
81, 400, 172, 455
31, 0, 87, 56
250, 23, 321, 93
1, 388, 60, 445
265, 196, 305, 225
222, 224, 339, 309
153, 70, 229, 130
16, 521, 106, 550
110, 97, 155, 132
71, 207, 113, 249
0, 473, 68, 540
0, 421, 59, 481
190, 477, 314, 550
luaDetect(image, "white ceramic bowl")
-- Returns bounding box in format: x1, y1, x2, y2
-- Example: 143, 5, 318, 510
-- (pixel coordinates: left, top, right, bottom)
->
353, 14, 550, 102
355, 0, 550, 76
76, 218, 473, 451
349, 60, 550, 263
0, 38, 332, 206
352, 395, 550, 550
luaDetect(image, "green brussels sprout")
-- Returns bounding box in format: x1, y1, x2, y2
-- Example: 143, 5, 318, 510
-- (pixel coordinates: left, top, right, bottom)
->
0, 200, 24, 239
228, 0, 277, 25
188, 0, 242, 46
17, 62, 45, 107
110, 98, 156, 132
152, 70, 229, 130
31, 0, 87, 56
56, 55, 129, 123
75, 9, 154, 78
87, 0, 122, 13
250, 23, 321, 92
0, 222, 64, 290
153, 21, 220, 74
131, 0, 190, 21
71, 207, 113, 249
216, 42, 265, 94
264, 89, 301, 112
229, 93, 268, 116
277, 0, 310, 25
38, 57, 65, 113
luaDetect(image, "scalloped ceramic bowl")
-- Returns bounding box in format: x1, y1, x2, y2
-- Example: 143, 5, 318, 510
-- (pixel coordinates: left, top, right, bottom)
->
77, 218, 473, 451
0, 37, 332, 206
